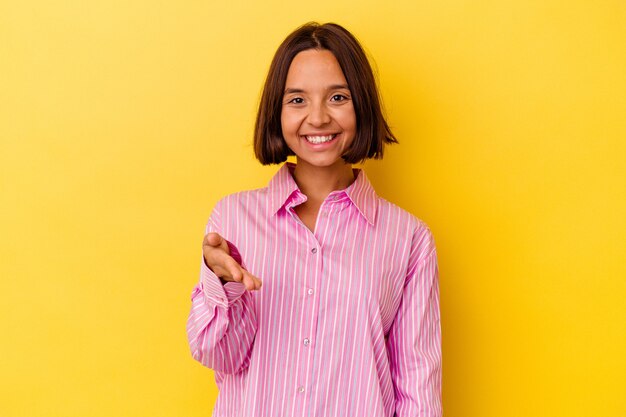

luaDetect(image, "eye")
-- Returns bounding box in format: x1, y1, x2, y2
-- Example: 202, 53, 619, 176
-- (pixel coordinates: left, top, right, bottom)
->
287, 97, 304, 104
331, 94, 348, 102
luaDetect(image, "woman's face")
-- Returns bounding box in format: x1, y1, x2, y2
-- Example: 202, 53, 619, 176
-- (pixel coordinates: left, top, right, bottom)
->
280, 49, 357, 169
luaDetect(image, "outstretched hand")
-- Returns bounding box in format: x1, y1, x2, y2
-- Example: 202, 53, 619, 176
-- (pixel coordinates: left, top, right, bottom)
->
202, 232, 263, 291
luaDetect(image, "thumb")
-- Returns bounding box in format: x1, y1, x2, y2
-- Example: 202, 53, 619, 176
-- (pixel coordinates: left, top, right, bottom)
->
205, 232, 230, 255
206, 232, 222, 246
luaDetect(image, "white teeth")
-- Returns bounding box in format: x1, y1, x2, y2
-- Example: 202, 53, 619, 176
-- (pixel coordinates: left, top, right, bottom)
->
305, 134, 336, 144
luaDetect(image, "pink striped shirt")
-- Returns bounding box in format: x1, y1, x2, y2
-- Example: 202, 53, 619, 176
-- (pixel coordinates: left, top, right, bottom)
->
187, 161, 442, 416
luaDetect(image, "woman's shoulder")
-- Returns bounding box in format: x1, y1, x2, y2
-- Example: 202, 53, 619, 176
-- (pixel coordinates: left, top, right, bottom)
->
376, 196, 431, 231
376, 196, 437, 254
211, 185, 271, 212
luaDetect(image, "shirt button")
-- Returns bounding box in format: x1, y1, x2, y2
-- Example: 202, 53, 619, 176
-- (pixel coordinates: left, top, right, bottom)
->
307, 288, 314, 295
303, 338, 310, 346
311, 247, 317, 254
297, 386, 305, 393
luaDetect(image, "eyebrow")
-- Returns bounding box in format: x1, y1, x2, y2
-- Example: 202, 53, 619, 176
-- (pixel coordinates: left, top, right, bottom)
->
284, 84, 350, 94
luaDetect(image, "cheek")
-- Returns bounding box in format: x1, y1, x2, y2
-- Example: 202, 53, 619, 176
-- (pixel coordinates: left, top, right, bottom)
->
280, 114, 289, 135
281, 112, 301, 135
338, 106, 356, 127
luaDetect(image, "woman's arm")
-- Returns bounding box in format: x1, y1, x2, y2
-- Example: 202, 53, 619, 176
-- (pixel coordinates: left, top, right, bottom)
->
386, 225, 442, 416
186, 199, 258, 374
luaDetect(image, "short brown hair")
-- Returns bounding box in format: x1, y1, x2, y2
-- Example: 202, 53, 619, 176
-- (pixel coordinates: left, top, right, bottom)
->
254, 22, 399, 165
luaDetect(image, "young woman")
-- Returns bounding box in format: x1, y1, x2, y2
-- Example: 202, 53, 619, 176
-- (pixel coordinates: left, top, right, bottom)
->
187, 22, 442, 417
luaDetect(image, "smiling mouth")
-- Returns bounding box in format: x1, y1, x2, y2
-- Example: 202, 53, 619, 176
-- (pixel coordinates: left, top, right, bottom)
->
303, 134, 338, 144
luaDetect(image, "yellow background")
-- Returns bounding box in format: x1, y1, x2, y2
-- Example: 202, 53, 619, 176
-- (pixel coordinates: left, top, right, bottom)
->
1, 0, 624, 416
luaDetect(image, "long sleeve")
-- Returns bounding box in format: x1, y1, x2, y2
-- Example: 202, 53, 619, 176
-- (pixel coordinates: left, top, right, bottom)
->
186, 199, 258, 374
386, 226, 442, 417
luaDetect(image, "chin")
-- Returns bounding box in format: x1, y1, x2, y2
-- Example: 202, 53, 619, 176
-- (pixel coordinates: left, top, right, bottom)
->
298, 156, 346, 168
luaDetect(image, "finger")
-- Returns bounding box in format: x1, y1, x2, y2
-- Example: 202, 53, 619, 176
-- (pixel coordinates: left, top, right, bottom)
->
250, 273, 263, 290
203, 249, 239, 283
203, 241, 234, 270
203, 245, 224, 273
241, 271, 256, 291
206, 233, 231, 256
243, 271, 263, 291
225, 257, 244, 283
205, 232, 223, 247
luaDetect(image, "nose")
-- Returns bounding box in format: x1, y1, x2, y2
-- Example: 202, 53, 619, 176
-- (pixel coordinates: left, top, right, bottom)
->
307, 101, 331, 126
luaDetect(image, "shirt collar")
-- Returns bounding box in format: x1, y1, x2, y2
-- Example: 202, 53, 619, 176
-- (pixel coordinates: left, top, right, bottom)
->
267, 161, 378, 226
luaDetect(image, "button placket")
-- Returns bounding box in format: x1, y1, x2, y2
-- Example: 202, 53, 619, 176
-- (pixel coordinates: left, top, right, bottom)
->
298, 234, 321, 409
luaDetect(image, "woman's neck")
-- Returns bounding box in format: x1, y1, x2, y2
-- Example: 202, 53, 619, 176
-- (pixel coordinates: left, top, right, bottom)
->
291, 159, 356, 203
